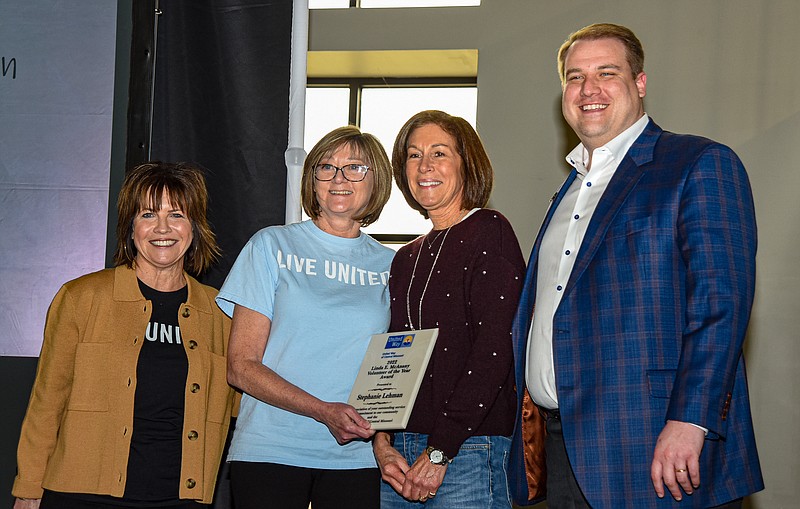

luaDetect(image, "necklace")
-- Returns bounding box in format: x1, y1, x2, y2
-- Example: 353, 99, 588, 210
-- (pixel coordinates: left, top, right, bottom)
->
425, 229, 446, 249
406, 226, 453, 330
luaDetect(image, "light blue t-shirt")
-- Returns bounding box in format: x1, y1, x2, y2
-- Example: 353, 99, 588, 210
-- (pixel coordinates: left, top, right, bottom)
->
216, 220, 394, 469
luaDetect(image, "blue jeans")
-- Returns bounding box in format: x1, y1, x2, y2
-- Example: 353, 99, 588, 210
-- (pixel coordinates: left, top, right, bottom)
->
380, 433, 512, 509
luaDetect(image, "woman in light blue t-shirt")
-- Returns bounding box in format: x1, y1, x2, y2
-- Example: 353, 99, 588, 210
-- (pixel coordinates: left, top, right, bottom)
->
216, 126, 394, 509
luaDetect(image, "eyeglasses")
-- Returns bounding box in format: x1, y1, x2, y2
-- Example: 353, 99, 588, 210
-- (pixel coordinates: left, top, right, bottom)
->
313, 163, 371, 182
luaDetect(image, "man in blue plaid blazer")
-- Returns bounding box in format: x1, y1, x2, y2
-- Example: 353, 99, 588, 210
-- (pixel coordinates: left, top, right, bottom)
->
509, 23, 764, 508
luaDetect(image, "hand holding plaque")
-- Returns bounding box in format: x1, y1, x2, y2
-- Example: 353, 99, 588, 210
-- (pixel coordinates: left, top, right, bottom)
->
348, 328, 438, 430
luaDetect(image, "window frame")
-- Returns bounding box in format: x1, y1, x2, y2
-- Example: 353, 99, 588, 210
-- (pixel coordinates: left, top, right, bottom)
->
307, 76, 478, 126
311, 0, 480, 9
307, 77, 477, 245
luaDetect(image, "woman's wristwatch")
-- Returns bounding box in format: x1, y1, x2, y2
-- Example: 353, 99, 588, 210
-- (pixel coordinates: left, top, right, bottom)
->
425, 446, 452, 465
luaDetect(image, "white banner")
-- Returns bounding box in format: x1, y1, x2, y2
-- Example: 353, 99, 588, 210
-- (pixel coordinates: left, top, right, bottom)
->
0, 1, 117, 356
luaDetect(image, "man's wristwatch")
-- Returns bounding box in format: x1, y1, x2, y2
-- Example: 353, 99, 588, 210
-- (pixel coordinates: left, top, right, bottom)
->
425, 446, 452, 465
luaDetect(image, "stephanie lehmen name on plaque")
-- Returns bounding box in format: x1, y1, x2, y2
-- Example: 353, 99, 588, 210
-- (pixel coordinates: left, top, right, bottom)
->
348, 328, 438, 430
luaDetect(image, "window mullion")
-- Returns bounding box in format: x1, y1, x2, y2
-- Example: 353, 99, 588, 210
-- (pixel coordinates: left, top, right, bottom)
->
348, 82, 360, 126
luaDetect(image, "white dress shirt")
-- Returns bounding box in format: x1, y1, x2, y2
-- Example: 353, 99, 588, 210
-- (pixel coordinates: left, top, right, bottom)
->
525, 114, 649, 409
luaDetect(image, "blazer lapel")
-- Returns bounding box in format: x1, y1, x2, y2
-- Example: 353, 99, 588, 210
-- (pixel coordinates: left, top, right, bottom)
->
527, 169, 578, 289
514, 168, 578, 363
564, 120, 662, 296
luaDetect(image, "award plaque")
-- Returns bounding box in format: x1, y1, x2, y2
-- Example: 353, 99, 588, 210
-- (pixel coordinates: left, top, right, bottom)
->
348, 328, 439, 430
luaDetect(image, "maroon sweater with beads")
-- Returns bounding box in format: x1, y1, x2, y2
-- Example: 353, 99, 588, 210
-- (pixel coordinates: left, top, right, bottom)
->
389, 208, 525, 458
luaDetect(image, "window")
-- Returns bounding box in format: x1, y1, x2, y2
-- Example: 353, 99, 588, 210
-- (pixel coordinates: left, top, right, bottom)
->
305, 80, 477, 245
305, 50, 479, 246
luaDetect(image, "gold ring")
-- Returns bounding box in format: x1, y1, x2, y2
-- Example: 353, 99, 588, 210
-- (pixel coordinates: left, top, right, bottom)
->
429, 492, 437, 497
675, 468, 687, 473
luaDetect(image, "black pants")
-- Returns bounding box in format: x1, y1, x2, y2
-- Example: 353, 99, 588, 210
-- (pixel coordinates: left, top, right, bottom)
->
40, 490, 206, 509
229, 461, 380, 509
543, 414, 743, 509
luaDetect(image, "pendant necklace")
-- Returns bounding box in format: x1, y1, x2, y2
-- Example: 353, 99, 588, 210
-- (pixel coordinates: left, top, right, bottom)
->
426, 228, 446, 249
406, 226, 453, 330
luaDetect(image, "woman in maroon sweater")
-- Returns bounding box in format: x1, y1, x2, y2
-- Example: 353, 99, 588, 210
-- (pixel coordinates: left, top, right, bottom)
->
373, 110, 525, 508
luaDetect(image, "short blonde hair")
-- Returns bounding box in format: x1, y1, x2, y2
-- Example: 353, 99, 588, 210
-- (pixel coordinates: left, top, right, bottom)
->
301, 126, 392, 227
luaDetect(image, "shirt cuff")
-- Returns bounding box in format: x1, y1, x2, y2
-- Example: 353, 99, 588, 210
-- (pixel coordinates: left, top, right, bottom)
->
688, 422, 709, 436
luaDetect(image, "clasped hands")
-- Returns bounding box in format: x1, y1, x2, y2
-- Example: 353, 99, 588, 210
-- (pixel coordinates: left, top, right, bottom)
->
374, 433, 446, 502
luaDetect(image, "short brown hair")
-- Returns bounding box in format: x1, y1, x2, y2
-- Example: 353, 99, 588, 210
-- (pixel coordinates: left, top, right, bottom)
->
301, 126, 392, 227
558, 23, 645, 84
114, 161, 221, 275
392, 110, 493, 219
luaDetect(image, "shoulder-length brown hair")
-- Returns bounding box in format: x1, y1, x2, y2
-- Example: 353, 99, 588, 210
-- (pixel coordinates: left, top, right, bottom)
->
113, 161, 221, 275
392, 110, 493, 219
301, 126, 392, 227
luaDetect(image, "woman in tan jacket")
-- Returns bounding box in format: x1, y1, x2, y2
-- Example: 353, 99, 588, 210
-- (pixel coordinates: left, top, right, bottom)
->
13, 162, 237, 509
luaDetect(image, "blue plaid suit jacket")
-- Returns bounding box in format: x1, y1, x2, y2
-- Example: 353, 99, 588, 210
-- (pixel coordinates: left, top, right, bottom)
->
509, 120, 764, 508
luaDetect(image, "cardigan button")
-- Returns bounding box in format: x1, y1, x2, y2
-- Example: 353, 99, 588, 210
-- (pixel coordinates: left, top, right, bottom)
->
188, 340, 198, 349
190, 383, 200, 393
186, 478, 196, 489
182, 308, 191, 318
187, 430, 199, 440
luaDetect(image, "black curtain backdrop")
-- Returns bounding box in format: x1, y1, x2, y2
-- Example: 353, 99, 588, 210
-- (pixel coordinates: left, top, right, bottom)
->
151, 0, 292, 290
148, 4, 291, 507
